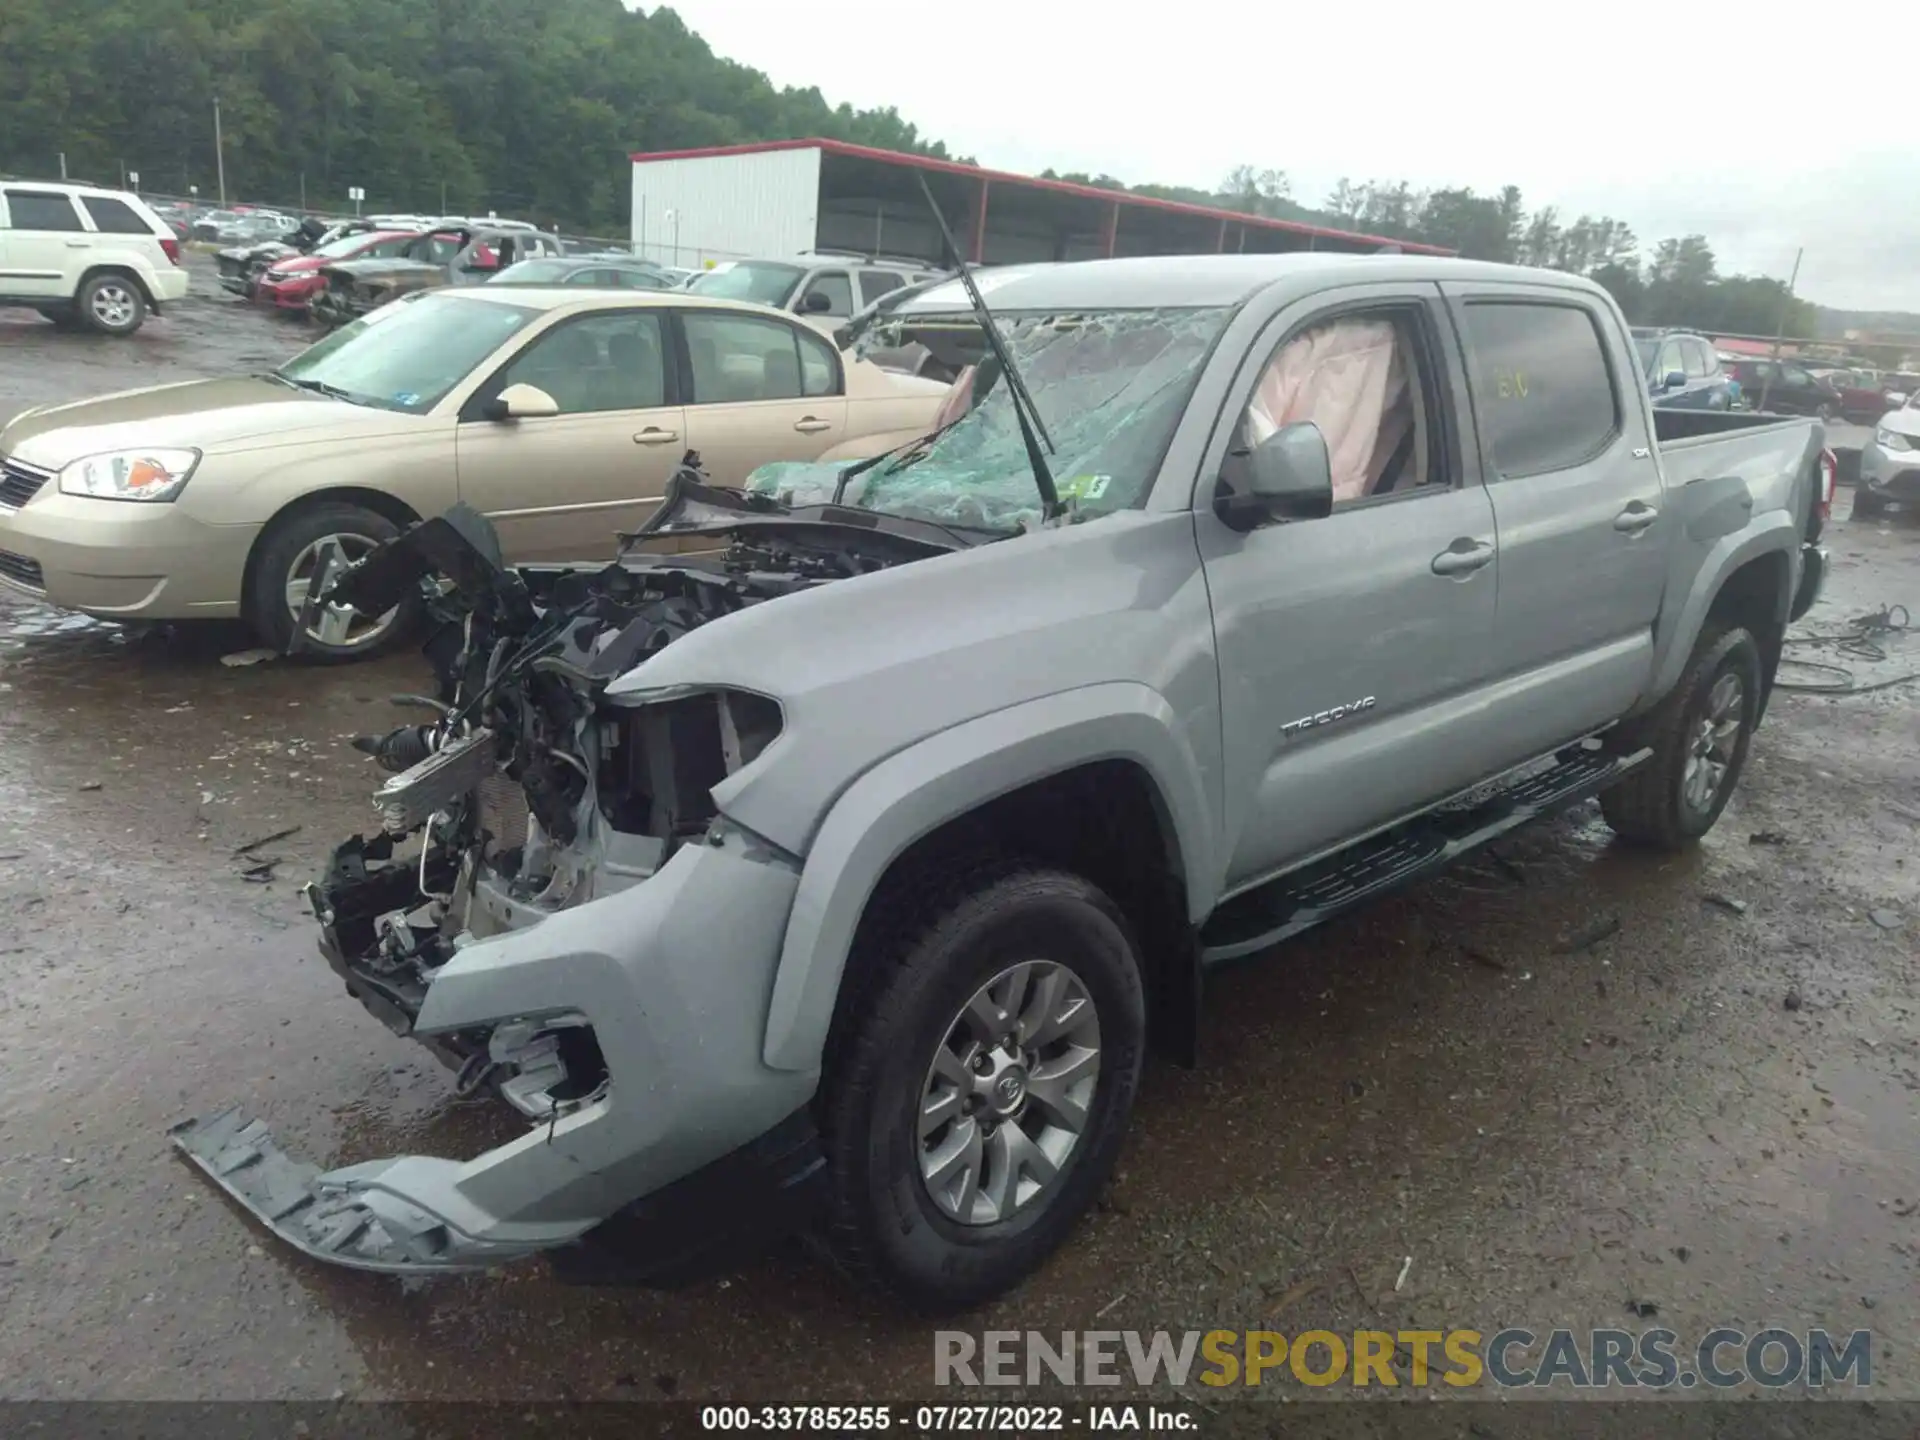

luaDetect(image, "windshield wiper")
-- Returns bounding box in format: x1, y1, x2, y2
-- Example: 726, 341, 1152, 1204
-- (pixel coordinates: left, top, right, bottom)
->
913, 174, 1062, 522
276, 374, 368, 406
828, 414, 968, 507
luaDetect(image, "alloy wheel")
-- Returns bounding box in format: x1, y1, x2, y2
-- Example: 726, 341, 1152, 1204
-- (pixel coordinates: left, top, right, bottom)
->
283, 533, 400, 650
89, 282, 140, 331
1682, 670, 1745, 815
917, 960, 1102, 1227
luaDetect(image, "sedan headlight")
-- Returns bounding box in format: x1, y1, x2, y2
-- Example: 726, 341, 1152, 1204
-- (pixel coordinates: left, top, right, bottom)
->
57, 448, 201, 502
1874, 428, 1913, 453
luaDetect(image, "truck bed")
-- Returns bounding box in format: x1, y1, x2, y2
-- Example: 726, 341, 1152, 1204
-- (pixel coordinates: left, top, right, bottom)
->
1652, 409, 1825, 541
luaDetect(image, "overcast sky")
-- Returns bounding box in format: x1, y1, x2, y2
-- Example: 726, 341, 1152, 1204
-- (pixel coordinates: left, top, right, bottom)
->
653, 0, 1916, 313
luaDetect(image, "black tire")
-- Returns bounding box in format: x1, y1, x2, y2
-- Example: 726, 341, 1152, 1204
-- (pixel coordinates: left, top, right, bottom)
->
75, 272, 147, 336
1601, 623, 1761, 851
819, 859, 1147, 1313
246, 502, 420, 661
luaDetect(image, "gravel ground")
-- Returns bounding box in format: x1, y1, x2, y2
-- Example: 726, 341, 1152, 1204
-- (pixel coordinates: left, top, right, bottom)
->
0, 261, 1916, 1411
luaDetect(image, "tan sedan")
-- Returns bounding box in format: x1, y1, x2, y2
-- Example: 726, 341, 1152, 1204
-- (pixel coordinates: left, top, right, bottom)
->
0, 288, 947, 658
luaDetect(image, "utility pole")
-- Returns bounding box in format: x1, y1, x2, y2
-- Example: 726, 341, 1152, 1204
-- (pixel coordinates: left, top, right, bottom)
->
440, 180, 448, 214
1755, 247, 1804, 416
299, 173, 306, 213
58, 152, 67, 180
212, 94, 226, 205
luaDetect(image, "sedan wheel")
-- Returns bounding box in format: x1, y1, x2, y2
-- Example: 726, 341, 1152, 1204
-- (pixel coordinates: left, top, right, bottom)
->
247, 501, 419, 661
283, 533, 401, 652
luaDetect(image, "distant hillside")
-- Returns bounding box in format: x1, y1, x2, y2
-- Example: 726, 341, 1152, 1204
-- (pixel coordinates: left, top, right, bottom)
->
1816, 307, 1920, 342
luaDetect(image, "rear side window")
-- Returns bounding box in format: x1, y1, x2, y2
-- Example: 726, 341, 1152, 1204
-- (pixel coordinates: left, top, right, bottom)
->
3, 190, 84, 232
81, 196, 155, 234
1462, 301, 1621, 479
682, 312, 842, 403
858, 270, 906, 306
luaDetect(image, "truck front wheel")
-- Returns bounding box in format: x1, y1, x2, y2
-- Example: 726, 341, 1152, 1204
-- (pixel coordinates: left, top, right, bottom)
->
1602, 623, 1761, 850
819, 862, 1146, 1312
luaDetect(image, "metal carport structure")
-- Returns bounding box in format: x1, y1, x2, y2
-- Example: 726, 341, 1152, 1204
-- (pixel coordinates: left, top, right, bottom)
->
627, 138, 1451, 270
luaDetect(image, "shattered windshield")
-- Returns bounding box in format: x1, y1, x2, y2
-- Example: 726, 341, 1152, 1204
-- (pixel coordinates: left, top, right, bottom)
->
753, 306, 1230, 531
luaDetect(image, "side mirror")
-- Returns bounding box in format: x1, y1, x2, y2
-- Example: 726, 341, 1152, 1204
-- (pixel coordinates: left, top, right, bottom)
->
484, 382, 559, 421
800, 290, 833, 314
1215, 421, 1334, 532
1663, 370, 1687, 390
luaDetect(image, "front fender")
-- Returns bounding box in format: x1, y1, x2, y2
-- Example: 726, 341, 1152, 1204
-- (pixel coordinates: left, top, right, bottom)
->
759, 682, 1215, 1073
1640, 507, 1798, 710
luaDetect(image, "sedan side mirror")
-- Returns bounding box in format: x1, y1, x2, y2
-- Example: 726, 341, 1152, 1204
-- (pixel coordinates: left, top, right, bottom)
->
1663, 370, 1687, 390
1215, 421, 1334, 531
484, 382, 560, 421
800, 290, 833, 314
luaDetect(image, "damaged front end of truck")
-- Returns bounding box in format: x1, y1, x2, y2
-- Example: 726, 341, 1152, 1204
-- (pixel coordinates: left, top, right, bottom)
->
171, 458, 983, 1280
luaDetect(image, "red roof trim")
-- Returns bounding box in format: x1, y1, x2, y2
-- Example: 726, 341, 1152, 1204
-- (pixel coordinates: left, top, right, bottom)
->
627, 137, 1454, 256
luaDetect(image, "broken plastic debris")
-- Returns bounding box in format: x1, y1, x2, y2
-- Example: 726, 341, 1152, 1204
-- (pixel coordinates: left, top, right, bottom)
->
221, 648, 278, 668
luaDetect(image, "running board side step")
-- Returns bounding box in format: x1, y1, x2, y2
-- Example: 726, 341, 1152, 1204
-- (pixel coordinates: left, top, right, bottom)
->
1199, 744, 1652, 964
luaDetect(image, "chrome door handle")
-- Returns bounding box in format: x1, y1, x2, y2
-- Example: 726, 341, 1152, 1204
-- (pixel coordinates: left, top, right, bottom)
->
633, 428, 679, 445
65, 240, 90, 248
1431, 540, 1494, 577
793, 417, 832, 434
1614, 502, 1659, 533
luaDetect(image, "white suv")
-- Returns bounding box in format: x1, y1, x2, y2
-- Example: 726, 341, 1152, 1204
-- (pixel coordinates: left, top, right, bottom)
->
0, 181, 191, 336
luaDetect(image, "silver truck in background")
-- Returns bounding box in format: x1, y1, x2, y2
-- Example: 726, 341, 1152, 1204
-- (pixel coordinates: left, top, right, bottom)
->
175, 252, 1832, 1312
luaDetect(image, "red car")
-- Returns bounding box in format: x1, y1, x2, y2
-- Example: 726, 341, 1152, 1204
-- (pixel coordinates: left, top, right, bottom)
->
253, 229, 422, 314
1808, 368, 1895, 425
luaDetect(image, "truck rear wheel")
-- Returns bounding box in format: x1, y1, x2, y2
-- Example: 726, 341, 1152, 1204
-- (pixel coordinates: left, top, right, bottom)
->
819, 860, 1146, 1312
1601, 622, 1761, 850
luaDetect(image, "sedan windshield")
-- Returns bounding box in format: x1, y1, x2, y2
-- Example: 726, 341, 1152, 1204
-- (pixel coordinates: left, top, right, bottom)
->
687, 260, 804, 306
489, 258, 575, 284
757, 307, 1231, 531
274, 293, 540, 413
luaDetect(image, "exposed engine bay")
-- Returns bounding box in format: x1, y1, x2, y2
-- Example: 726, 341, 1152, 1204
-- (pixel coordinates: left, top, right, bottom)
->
303, 454, 978, 1119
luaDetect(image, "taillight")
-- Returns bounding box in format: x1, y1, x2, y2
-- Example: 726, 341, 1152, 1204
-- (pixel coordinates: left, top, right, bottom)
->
160, 237, 182, 266
1818, 447, 1836, 522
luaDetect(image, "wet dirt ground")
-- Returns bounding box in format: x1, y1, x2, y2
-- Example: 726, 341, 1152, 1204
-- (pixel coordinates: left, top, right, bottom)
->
1, 263, 1916, 1407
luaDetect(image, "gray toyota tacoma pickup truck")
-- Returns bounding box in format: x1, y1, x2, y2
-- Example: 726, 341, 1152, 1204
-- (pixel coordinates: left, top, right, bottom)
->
174, 253, 1833, 1312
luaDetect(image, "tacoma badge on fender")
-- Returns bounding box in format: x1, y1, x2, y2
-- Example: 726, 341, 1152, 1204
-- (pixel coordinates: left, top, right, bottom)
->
1279, 696, 1378, 738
